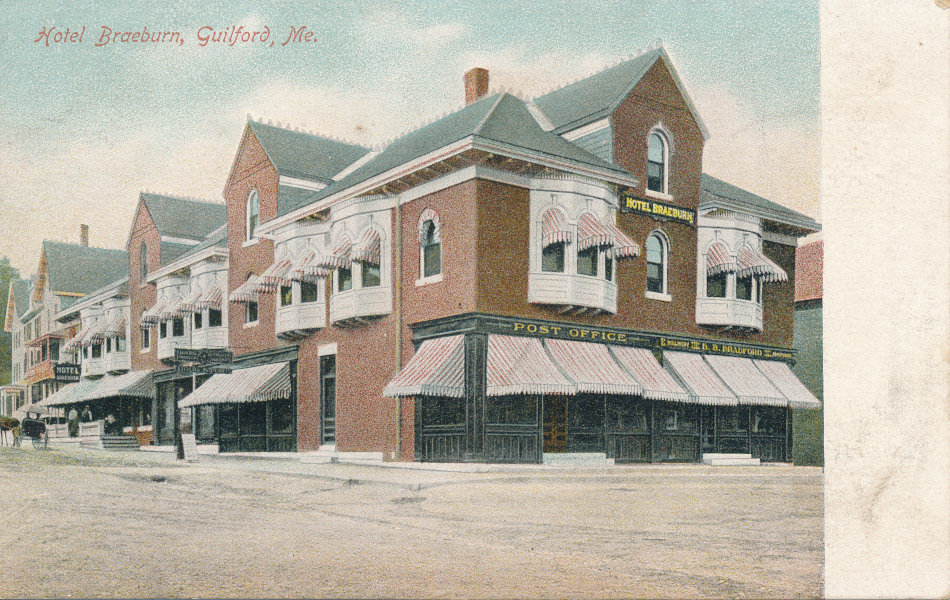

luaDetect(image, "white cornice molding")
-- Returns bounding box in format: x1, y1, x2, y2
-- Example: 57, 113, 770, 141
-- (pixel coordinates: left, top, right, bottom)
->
279, 175, 328, 191
160, 235, 201, 246
145, 248, 229, 283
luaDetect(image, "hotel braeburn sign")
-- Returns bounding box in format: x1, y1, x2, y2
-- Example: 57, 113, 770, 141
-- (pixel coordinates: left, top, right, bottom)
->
620, 194, 696, 226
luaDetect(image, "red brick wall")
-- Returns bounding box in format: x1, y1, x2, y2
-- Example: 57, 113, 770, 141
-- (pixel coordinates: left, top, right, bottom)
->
128, 202, 162, 372
224, 127, 281, 356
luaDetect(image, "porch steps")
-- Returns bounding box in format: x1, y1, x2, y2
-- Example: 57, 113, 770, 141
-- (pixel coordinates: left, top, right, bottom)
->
542, 453, 614, 467
299, 445, 384, 465
702, 453, 761, 466
80, 435, 140, 451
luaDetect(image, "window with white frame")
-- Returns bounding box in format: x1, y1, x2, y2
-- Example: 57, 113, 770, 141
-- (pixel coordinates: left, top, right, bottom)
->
140, 242, 148, 280
141, 309, 151, 350
418, 209, 441, 280
647, 131, 669, 194
246, 189, 260, 241
646, 231, 669, 295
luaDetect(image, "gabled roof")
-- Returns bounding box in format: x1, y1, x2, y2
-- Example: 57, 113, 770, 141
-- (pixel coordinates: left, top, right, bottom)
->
11, 278, 29, 318
533, 46, 710, 138
41, 241, 129, 298
160, 241, 195, 267
139, 193, 227, 242
247, 120, 371, 183
795, 240, 823, 303
276, 93, 635, 219
700, 174, 821, 234
177, 223, 228, 261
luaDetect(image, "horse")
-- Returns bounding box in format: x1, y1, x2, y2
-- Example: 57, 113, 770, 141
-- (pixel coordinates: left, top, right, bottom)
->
0, 416, 20, 447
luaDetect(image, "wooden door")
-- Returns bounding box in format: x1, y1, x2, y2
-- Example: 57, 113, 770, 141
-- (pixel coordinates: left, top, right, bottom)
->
543, 395, 568, 453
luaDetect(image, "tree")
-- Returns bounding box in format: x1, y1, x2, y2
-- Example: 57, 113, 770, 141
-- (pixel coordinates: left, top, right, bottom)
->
0, 256, 21, 386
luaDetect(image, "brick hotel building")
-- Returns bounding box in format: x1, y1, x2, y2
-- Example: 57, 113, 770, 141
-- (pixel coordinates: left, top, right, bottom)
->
21, 45, 820, 463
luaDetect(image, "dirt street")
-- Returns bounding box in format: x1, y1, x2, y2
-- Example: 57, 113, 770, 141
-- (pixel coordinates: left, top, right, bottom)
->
0, 446, 822, 599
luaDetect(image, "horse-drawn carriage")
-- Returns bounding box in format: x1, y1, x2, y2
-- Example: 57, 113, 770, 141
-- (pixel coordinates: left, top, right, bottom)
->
1, 407, 49, 448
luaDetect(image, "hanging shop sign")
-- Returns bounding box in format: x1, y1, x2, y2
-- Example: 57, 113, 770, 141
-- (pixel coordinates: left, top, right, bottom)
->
175, 364, 232, 375
620, 194, 696, 226
54, 363, 81, 383
173, 348, 233, 364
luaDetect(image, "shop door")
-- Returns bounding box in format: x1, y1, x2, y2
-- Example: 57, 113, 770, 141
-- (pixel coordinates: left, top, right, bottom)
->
320, 355, 336, 445
542, 395, 568, 453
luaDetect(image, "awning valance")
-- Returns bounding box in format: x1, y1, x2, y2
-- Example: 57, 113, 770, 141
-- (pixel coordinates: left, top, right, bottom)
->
196, 286, 223, 310
229, 275, 261, 303
259, 258, 295, 291
85, 370, 153, 401
62, 326, 90, 353
663, 351, 738, 405
80, 323, 103, 347
541, 209, 572, 247
488, 335, 575, 396
606, 223, 640, 259
352, 228, 381, 264
544, 339, 641, 395
141, 297, 168, 324
179, 288, 204, 314
383, 335, 466, 398
178, 362, 291, 408
706, 243, 735, 276
753, 360, 821, 408
609, 346, 689, 402
316, 237, 352, 270
704, 355, 787, 407
159, 295, 185, 321
291, 247, 331, 282
577, 214, 614, 250
736, 247, 788, 283
105, 316, 127, 338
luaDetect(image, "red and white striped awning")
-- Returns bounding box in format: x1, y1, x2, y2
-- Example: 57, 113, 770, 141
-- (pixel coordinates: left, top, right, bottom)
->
753, 360, 821, 408
544, 339, 641, 395
229, 275, 261, 303
704, 355, 787, 406
196, 286, 223, 310
315, 236, 352, 270
62, 326, 90, 353
609, 346, 689, 402
142, 297, 167, 324
706, 243, 735, 276
105, 316, 127, 338
159, 294, 185, 321
541, 209, 572, 247
259, 257, 295, 291
663, 351, 738, 405
352, 228, 381, 264
736, 246, 788, 283
80, 323, 103, 347
291, 247, 331, 282
383, 335, 466, 398
606, 223, 640, 259
488, 335, 575, 396
577, 214, 614, 250
178, 362, 291, 408
179, 288, 204, 314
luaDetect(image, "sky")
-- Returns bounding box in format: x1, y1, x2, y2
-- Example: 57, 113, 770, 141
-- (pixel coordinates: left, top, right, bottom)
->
0, 0, 819, 277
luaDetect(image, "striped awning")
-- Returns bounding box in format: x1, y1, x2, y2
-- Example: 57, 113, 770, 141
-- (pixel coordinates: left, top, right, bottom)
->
606, 223, 640, 259
259, 258, 295, 291
577, 214, 614, 250
142, 297, 168, 324
160, 295, 185, 321
383, 335, 466, 398
62, 326, 90, 353
85, 370, 153, 401
754, 360, 821, 408
179, 288, 204, 314
544, 339, 641, 395
706, 243, 735, 276
178, 362, 291, 408
105, 316, 127, 338
663, 351, 738, 405
609, 346, 689, 402
39, 377, 102, 407
704, 355, 787, 406
80, 323, 103, 347
352, 228, 381, 264
488, 335, 575, 396
291, 247, 331, 282
736, 247, 788, 283
541, 209, 572, 247
229, 275, 261, 303
315, 236, 352, 270
196, 286, 223, 310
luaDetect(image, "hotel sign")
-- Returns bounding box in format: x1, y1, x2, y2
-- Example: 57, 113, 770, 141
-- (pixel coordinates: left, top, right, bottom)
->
54, 363, 81, 383
620, 194, 696, 226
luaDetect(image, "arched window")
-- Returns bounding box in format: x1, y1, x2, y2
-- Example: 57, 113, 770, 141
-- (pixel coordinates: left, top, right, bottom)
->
246, 190, 260, 240
418, 209, 442, 279
646, 232, 669, 295
140, 242, 148, 280
647, 131, 668, 194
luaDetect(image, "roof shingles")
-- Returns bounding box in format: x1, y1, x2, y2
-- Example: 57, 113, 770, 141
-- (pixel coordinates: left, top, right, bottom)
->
42, 241, 128, 297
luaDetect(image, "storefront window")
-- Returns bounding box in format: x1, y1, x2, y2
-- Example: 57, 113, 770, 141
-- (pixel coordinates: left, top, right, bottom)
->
196, 405, 215, 440
751, 406, 784, 435
719, 406, 748, 433
423, 396, 465, 426
242, 402, 266, 436
270, 399, 294, 435
487, 395, 536, 424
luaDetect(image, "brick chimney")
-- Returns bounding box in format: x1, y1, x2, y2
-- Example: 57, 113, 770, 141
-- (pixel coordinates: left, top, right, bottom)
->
464, 67, 489, 105
80, 224, 89, 246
